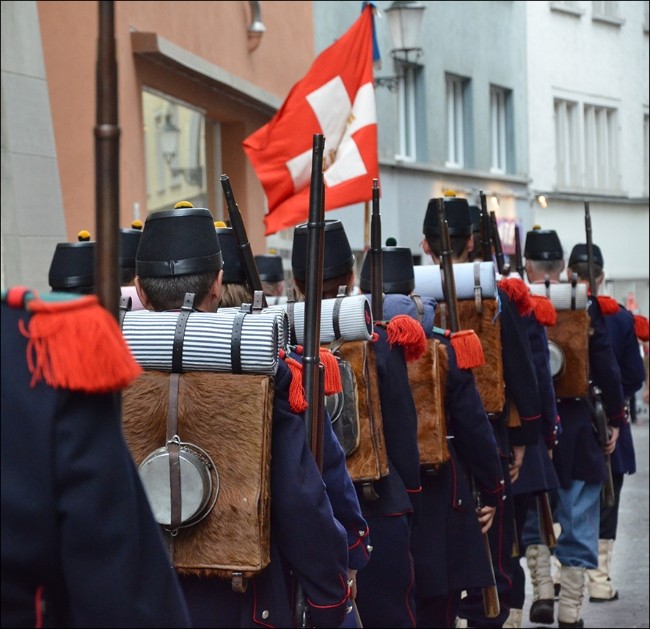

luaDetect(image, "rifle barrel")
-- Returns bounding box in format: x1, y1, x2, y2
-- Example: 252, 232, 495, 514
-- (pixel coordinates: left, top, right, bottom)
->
95, 0, 120, 319
370, 179, 383, 322
302, 134, 326, 466
479, 192, 492, 263
585, 201, 597, 296
220, 174, 267, 308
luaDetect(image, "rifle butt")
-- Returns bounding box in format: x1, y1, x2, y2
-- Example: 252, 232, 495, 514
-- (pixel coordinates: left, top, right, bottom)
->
482, 582, 501, 618
602, 456, 616, 508
537, 492, 558, 549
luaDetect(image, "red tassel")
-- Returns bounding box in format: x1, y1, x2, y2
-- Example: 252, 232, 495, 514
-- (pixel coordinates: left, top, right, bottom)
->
20, 295, 142, 393
597, 295, 620, 315
385, 314, 427, 362
280, 351, 308, 414
498, 277, 533, 316
634, 315, 649, 342
319, 348, 342, 395
450, 329, 485, 369
531, 294, 557, 327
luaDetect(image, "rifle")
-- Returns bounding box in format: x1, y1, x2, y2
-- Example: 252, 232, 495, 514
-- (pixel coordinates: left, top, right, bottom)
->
537, 492, 558, 549
294, 134, 327, 628
478, 192, 493, 263
94, 0, 120, 320
514, 224, 525, 279
220, 174, 268, 308
370, 179, 383, 322
584, 201, 615, 508
490, 211, 510, 277
436, 198, 500, 619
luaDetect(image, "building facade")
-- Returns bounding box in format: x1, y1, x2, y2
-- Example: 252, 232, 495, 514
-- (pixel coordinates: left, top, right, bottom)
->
2, 1, 648, 314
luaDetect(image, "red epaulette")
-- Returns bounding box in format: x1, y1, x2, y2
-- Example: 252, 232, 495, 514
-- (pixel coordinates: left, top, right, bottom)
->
279, 349, 308, 413
530, 294, 557, 327
6, 287, 142, 393
597, 295, 620, 315
384, 314, 427, 362
293, 345, 343, 396
634, 315, 649, 342
430, 324, 485, 370
498, 277, 533, 316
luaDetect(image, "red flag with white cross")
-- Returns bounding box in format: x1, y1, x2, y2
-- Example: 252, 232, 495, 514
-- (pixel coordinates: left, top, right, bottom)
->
243, 4, 378, 236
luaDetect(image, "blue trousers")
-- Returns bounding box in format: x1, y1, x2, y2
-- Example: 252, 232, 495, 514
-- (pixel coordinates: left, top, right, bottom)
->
554, 480, 600, 568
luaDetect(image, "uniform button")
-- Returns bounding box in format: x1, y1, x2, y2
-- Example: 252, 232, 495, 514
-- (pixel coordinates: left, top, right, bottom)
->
367, 545, 373, 552
458, 499, 462, 506
262, 610, 269, 620
359, 530, 366, 536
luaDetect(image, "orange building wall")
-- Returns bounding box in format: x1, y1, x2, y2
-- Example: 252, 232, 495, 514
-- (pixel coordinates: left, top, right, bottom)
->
37, 0, 314, 252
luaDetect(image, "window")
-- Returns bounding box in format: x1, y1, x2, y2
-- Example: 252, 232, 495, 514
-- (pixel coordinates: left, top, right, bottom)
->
592, 1, 624, 25
592, 1, 620, 18
583, 104, 619, 191
142, 90, 209, 213
490, 86, 513, 174
554, 98, 580, 188
550, 1, 584, 16
396, 65, 417, 162
446, 74, 469, 168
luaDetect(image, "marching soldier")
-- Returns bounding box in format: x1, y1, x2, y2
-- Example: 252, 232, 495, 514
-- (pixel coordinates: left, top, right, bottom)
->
1, 287, 191, 628
291, 219, 424, 628
468, 223, 561, 629
420, 195, 543, 628
567, 243, 645, 604
47, 230, 95, 294
216, 219, 372, 626
524, 228, 627, 628
133, 206, 351, 628
255, 252, 287, 304
359, 245, 505, 628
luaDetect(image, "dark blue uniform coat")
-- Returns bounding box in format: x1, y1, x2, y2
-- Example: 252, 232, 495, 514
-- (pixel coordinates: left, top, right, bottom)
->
553, 297, 627, 487
512, 312, 560, 496
382, 294, 503, 627
287, 348, 372, 571
605, 305, 645, 475
353, 324, 422, 629
1, 299, 191, 629
459, 286, 542, 627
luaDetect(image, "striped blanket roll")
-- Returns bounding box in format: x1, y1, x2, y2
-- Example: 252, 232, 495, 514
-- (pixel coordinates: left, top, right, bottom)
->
217, 306, 290, 350
122, 310, 280, 375
529, 282, 588, 311
413, 261, 497, 301
267, 294, 374, 344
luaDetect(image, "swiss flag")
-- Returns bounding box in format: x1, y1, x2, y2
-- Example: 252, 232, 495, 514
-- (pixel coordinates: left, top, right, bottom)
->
243, 4, 378, 236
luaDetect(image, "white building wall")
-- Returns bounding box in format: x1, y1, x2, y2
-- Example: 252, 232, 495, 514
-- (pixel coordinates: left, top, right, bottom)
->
525, 0, 649, 314
1, 0, 66, 293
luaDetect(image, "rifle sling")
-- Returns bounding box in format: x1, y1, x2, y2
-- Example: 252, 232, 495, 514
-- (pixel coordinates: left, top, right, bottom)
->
172, 293, 194, 374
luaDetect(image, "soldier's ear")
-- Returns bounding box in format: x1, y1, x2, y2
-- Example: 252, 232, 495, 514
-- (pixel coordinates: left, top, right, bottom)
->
134, 276, 154, 310
211, 270, 224, 305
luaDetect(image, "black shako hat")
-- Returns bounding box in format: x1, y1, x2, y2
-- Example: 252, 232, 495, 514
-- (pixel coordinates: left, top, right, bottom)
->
48, 231, 95, 292
568, 243, 604, 269
423, 196, 472, 237
255, 254, 285, 282
119, 220, 143, 272
291, 219, 355, 282
524, 226, 564, 261
215, 225, 247, 284
136, 207, 223, 278
359, 245, 415, 295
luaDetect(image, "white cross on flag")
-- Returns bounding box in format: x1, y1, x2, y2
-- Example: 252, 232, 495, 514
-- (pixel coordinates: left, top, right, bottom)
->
243, 4, 378, 236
